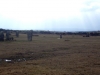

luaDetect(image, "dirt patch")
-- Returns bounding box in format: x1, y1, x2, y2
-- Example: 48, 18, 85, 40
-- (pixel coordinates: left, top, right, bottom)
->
0, 47, 69, 63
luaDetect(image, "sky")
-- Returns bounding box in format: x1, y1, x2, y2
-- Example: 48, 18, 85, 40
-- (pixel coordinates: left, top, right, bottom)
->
0, 0, 100, 31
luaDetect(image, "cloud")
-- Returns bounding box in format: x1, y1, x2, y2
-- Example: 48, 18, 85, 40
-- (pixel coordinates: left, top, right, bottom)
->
81, 0, 100, 12
0, 0, 100, 31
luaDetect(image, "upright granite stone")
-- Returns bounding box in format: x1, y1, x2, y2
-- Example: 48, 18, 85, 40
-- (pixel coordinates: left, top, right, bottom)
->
27, 30, 33, 41
6, 31, 10, 41
0, 31, 4, 41
60, 34, 62, 39
5, 31, 14, 41
16, 31, 19, 37
86, 33, 90, 37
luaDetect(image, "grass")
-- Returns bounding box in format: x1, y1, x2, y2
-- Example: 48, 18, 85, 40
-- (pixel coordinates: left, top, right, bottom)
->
0, 34, 100, 75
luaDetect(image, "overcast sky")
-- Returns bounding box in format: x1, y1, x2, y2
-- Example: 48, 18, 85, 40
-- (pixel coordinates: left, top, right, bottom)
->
0, 0, 100, 31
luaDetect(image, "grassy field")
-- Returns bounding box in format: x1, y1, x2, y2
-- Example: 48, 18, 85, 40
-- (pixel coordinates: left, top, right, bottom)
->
0, 34, 100, 75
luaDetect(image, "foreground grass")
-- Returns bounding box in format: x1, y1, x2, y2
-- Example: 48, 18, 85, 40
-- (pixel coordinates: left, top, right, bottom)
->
0, 34, 100, 75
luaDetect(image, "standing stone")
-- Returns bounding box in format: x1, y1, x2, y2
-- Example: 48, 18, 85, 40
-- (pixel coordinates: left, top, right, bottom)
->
0, 31, 4, 41
6, 31, 10, 41
86, 33, 90, 37
27, 30, 33, 41
6, 31, 14, 41
16, 31, 19, 37
60, 34, 62, 39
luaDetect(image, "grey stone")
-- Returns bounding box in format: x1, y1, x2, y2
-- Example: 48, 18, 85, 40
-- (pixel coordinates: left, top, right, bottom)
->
16, 31, 19, 37
0, 31, 4, 41
27, 30, 33, 41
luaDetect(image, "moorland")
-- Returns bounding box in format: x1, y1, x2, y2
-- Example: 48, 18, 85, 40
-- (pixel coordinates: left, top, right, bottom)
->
0, 33, 100, 75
